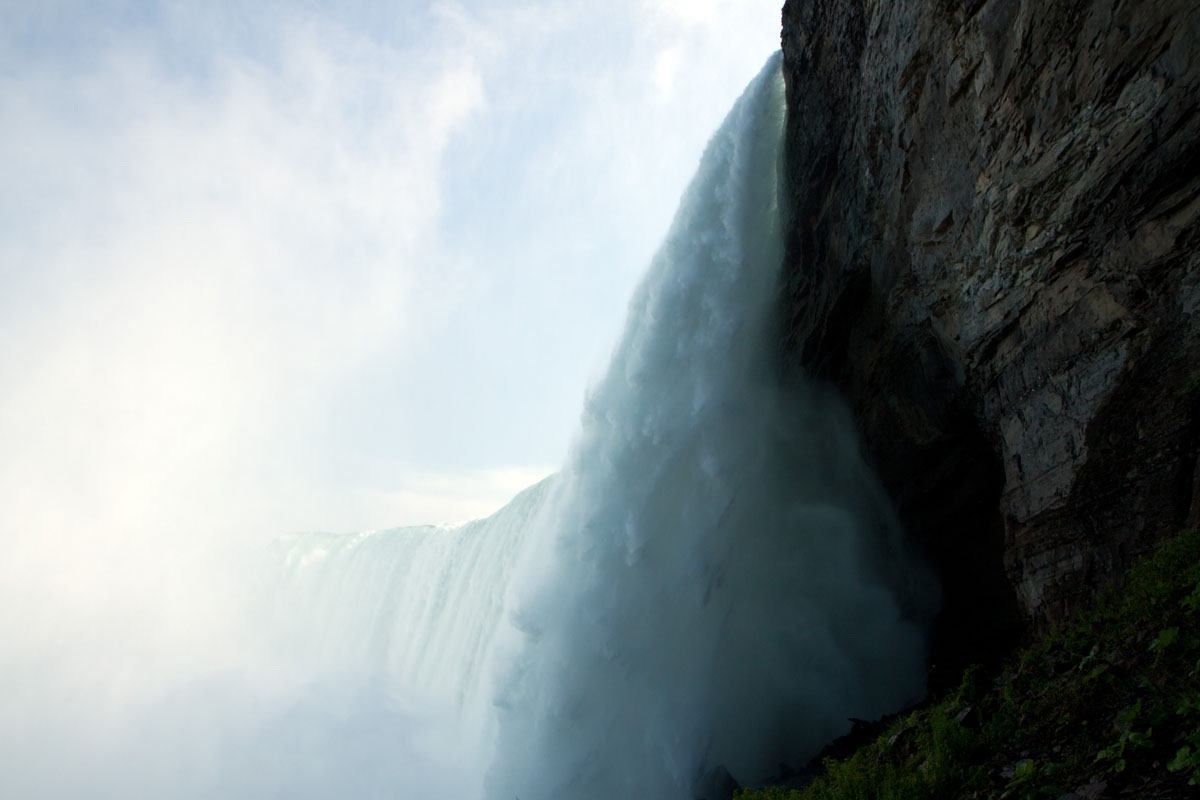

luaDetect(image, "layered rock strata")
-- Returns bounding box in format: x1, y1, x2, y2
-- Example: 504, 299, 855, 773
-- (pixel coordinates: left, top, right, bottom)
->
779, 0, 1200, 664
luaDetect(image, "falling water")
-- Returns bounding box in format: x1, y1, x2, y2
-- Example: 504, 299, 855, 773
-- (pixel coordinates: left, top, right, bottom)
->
274, 52, 935, 800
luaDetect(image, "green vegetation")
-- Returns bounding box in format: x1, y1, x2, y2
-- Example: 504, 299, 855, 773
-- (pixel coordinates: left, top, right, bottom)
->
739, 530, 1200, 799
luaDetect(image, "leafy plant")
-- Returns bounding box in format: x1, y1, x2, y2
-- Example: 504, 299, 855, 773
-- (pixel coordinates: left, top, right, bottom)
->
1094, 701, 1153, 773
1002, 759, 1061, 800
1150, 627, 1179, 659
1181, 581, 1200, 615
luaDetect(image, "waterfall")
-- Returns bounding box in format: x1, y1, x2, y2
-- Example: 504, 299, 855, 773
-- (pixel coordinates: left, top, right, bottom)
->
274, 52, 935, 800
274, 477, 555, 713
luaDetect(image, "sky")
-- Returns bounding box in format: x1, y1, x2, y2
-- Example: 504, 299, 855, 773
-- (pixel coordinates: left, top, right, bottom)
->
0, 3, 786, 791
0, 0, 783, 547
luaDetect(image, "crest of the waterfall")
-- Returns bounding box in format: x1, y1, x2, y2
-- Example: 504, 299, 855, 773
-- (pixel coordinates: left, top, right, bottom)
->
482, 52, 936, 799
273, 476, 557, 713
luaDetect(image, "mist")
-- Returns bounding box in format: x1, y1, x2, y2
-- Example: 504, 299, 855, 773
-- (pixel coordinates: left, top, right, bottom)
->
0, 3, 927, 799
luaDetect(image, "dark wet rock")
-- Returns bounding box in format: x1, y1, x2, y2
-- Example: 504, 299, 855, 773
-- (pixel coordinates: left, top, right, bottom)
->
779, 0, 1200, 662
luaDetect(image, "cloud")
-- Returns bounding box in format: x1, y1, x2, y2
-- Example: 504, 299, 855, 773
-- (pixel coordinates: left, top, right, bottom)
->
353, 465, 556, 528
0, 3, 492, 726
653, 44, 684, 94
0, 1, 785, 794
649, 0, 722, 27
0, 0, 785, 651
0, 10, 483, 541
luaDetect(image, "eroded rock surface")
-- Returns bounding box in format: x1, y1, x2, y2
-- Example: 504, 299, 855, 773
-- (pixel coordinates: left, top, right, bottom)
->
779, 0, 1200, 654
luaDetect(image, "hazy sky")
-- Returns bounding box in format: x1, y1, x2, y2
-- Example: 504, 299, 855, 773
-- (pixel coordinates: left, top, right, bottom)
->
0, 0, 783, 546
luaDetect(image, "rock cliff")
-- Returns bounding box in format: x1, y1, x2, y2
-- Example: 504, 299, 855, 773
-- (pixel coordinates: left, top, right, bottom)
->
779, 0, 1200, 667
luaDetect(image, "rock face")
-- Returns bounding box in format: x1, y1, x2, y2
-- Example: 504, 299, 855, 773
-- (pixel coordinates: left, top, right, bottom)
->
779, 0, 1200, 665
